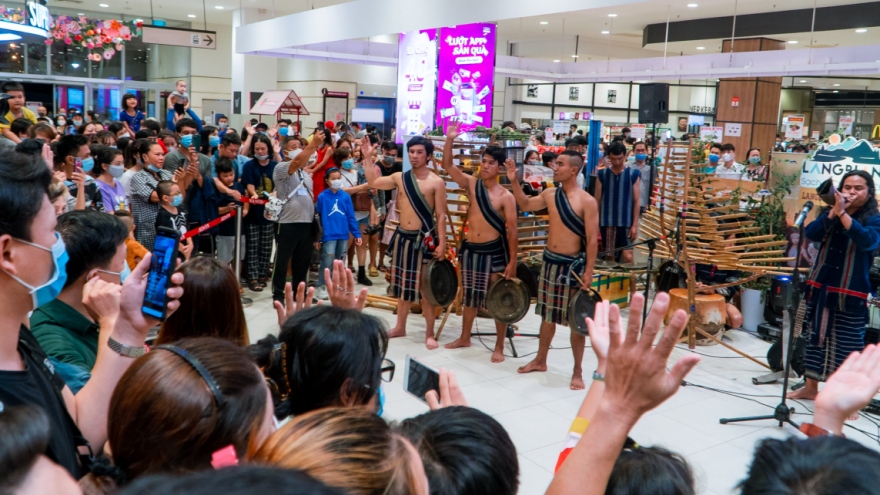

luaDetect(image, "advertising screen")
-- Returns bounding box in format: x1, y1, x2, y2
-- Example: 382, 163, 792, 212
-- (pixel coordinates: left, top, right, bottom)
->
395, 29, 438, 143
436, 23, 497, 134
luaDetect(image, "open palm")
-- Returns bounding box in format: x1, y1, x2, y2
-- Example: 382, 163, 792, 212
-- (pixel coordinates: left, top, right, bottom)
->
816, 345, 880, 418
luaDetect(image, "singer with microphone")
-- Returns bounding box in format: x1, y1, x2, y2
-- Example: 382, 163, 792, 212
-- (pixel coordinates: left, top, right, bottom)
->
788, 170, 880, 401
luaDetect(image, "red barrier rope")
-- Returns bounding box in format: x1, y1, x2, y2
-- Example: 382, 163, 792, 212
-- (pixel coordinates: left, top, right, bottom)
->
240, 196, 269, 205
182, 210, 236, 240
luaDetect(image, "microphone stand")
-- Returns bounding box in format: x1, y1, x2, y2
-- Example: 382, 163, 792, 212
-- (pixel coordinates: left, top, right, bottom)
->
718, 219, 806, 429
597, 236, 662, 325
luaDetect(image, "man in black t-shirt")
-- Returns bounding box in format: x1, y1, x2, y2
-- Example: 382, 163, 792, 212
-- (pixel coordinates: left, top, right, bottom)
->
0, 149, 184, 478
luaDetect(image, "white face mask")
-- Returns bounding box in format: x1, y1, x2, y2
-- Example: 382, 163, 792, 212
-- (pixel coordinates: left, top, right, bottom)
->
722, 153, 734, 162
330, 179, 343, 190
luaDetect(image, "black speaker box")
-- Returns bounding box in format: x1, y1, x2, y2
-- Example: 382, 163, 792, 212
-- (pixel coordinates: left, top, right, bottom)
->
638, 83, 669, 124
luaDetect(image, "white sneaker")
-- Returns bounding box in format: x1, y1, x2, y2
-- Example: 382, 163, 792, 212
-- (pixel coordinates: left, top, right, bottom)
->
316, 286, 329, 300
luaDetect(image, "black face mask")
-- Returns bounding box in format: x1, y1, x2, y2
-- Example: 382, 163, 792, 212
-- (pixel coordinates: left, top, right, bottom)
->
382, 156, 396, 166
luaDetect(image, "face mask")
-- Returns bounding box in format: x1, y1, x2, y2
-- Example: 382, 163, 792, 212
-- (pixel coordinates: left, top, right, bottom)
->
708, 153, 720, 163
170, 194, 183, 207
341, 159, 354, 170
330, 179, 343, 190
120, 132, 131, 139
209, 135, 221, 148
109, 164, 125, 178
722, 153, 734, 162
256, 154, 270, 161
80, 157, 95, 173
57, 119, 66, 126
597, 151, 604, 158
749, 156, 761, 164
382, 156, 395, 166
1, 233, 69, 310
279, 126, 289, 137
635, 153, 647, 162
120, 263, 130, 283
180, 134, 193, 147
148, 164, 162, 173
527, 160, 541, 165
73, 119, 83, 126
376, 385, 386, 417
38, 111, 47, 117
219, 122, 228, 129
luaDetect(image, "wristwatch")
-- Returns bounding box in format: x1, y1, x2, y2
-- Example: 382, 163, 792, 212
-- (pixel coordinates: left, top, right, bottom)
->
799, 422, 843, 438
108, 336, 147, 358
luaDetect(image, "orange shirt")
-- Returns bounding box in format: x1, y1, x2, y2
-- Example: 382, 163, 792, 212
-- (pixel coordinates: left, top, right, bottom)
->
125, 237, 149, 270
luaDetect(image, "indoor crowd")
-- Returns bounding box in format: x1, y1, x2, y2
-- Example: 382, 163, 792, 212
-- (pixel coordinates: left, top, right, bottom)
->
4, 78, 880, 495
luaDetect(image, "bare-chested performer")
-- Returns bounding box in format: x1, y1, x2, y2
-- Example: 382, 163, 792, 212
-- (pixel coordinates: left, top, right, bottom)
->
439, 121, 519, 363
361, 135, 448, 350
507, 150, 598, 389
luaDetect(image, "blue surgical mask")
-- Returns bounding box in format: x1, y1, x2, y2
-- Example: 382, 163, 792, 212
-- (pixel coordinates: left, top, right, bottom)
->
109, 164, 125, 178
279, 126, 289, 137
209, 135, 221, 148
180, 134, 193, 147
376, 385, 386, 417
1, 233, 69, 310
219, 122, 228, 129
80, 157, 95, 173
749, 156, 761, 164
148, 164, 162, 173
634, 153, 647, 162
342, 159, 354, 170
120, 263, 130, 283
597, 151, 604, 158
170, 194, 183, 207
708, 153, 720, 163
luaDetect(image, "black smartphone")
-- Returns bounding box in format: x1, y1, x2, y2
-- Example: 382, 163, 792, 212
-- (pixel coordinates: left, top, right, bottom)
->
403, 355, 440, 404
141, 226, 180, 321
191, 133, 201, 151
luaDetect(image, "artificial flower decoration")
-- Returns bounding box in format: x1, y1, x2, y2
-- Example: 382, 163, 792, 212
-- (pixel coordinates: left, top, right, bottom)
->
47, 14, 142, 61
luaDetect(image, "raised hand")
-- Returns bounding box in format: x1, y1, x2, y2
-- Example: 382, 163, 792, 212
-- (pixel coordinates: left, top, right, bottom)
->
273, 281, 317, 327
505, 158, 518, 183
585, 300, 624, 365
814, 345, 880, 434
601, 292, 701, 424
71, 171, 86, 189
324, 259, 367, 311
446, 118, 463, 142
360, 135, 376, 161
425, 368, 468, 410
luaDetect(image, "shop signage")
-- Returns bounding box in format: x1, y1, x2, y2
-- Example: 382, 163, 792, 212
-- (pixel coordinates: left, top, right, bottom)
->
690, 105, 715, 114
26, 1, 51, 32
731, 96, 739, 107
838, 115, 854, 134
0, 1, 51, 42
395, 29, 437, 143
800, 136, 880, 193
699, 126, 723, 141
873, 125, 880, 139
724, 123, 742, 137
142, 26, 216, 49
785, 115, 805, 139
436, 22, 497, 134
630, 124, 647, 140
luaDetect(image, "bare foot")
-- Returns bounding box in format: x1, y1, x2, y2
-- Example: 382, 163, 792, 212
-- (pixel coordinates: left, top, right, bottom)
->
388, 327, 407, 338
517, 360, 547, 374
786, 388, 818, 400
445, 337, 472, 349
570, 374, 586, 390
425, 337, 439, 350
491, 349, 505, 363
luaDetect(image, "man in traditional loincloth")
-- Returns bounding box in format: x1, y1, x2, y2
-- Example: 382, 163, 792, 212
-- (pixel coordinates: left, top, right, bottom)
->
362, 135, 448, 350
508, 150, 598, 390
789, 170, 880, 402
439, 120, 519, 363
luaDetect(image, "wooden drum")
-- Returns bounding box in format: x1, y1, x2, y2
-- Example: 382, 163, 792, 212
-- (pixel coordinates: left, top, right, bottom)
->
666, 288, 727, 346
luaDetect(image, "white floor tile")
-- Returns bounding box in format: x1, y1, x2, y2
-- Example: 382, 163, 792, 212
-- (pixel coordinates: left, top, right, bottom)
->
516, 456, 553, 495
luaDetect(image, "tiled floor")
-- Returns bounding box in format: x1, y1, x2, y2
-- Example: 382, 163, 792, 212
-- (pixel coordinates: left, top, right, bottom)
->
243, 275, 880, 495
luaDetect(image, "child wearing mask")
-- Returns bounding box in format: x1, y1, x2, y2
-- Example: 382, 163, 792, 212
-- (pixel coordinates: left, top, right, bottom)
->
154, 180, 193, 260
314, 168, 362, 300
214, 158, 249, 265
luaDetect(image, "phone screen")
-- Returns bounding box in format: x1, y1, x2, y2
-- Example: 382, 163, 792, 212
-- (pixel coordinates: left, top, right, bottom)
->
142, 228, 180, 320
191, 133, 202, 151
404, 356, 440, 404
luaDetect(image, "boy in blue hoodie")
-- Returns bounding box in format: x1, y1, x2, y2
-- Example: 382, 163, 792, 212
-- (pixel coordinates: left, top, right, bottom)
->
315, 167, 362, 300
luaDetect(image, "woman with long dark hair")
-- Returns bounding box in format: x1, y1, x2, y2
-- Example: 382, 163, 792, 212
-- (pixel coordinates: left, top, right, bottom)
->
789, 170, 880, 401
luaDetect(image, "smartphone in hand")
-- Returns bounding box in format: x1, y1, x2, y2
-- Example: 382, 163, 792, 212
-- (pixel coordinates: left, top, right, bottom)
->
191, 133, 202, 152
141, 227, 181, 321
403, 355, 440, 404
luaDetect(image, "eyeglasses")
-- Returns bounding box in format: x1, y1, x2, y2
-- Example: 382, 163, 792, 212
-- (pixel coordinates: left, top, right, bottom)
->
381, 359, 395, 383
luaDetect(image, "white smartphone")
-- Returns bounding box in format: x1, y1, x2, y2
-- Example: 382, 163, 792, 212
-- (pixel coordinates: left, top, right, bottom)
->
403, 355, 440, 404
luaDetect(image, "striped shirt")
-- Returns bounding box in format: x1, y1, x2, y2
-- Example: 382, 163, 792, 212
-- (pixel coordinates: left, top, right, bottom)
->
597, 166, 640, 228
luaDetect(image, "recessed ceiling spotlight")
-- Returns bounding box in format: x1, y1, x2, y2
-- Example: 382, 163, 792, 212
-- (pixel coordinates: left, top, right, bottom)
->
215, 5, 224, 9
799, 79, 807, 83
855, 28, 868, 33
188, 14, 197, 17
601, 30, 610, 34
608, 13, 617, 17
696, 46, 705, 50
833, 90, 839, 93
833, 83, 840, 86
77, 12, 85, 15
787, 40, 798, 44
553, 59, 560, 62
540, 21, 548, 25
687, 3, 698, 7
99, 3, 109, 7
572, 54, 579, 58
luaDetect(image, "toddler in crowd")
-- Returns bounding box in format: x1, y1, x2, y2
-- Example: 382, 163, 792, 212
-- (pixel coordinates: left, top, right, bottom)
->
215, 158, 248, 265
114, 210, 149, 270
154, 180, 193, 260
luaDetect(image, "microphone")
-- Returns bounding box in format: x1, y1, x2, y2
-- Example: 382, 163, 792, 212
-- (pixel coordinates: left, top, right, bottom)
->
668, 211, 683, 241
793, 201, 814, 229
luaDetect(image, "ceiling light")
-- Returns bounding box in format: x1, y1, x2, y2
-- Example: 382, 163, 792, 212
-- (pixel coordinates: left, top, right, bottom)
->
608, 13, 617, 17
214, 5, 224, 9
833, 90, 839, 93
799, 80, 807, 83
553, 59, 560, 62
188, 14, 197, 17
687, 3, 698, 7
71, 62, 80, 68
696, 46, 705, 50
572, 54, 579, 58
99, 3, 109, 7
833, 83, 840, 86
77, 12, 85, 15
540, 21, 548, 25
855, 28, 868, 33
601, 30, 610, 34
787, 40, 798, 44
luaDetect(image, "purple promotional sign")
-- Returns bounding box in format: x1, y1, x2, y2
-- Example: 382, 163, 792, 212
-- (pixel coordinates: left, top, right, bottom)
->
395, 30, 437, 144
436, 23, 496, 134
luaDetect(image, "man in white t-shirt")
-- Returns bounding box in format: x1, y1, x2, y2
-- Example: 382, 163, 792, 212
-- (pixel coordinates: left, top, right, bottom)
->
713, 143, 744, 180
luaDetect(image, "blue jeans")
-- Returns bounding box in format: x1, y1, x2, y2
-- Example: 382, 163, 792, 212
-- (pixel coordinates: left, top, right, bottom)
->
316, 239, 349, 287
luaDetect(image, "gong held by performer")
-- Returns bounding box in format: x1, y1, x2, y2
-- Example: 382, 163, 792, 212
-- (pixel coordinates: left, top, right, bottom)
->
439, 120, 519, 363
788, 170, 880, 401
507, 150, 599, 390
361, 135, 449, 350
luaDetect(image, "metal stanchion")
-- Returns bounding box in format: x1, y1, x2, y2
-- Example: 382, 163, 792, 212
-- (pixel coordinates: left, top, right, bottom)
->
234, 204, 253, 308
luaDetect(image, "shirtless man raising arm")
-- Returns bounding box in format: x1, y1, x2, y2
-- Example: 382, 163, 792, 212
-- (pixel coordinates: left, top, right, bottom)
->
362, 135, 448, 350
440, 120, 518, 362
508, 150, 598, 389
